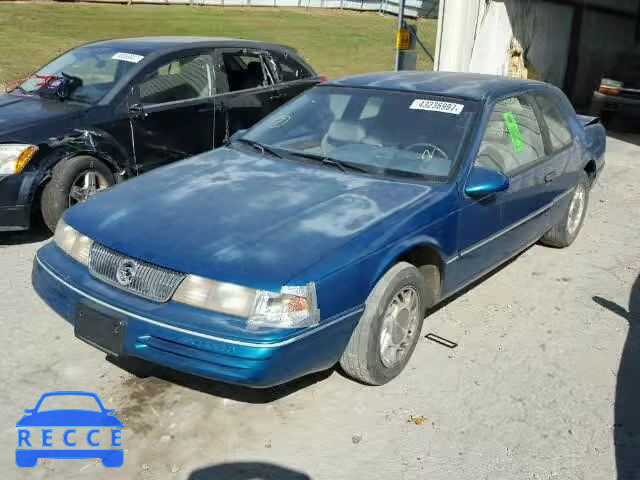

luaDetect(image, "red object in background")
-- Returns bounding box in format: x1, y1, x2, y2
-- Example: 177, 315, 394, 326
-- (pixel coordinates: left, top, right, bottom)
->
32, 75, 57, 88
318, 75, 328, 83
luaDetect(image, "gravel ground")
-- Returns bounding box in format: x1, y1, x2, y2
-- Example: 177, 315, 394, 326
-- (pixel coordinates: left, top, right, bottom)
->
0, 133, 638, 480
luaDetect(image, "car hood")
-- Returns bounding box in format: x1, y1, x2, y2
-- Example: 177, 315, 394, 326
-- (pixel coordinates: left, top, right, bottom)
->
66, 146, 433, 289
16, 410, 123, 427
0, 93, 82, 137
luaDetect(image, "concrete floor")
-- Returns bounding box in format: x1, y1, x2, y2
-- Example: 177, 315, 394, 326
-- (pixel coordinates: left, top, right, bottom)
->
1, 133, 638, 480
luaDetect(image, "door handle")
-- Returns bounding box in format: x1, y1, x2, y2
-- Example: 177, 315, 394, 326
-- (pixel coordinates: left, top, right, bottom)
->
269, 92, 286, 101
544, 171, 557, 183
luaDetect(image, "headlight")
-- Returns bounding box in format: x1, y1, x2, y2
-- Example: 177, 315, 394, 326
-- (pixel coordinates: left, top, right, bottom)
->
0, 144, 38, 175
172, 276, 319, 329
54, 219, 93, 266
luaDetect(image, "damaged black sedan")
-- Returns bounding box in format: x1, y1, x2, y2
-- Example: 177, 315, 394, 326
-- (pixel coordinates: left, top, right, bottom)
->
0, 37, 321, 231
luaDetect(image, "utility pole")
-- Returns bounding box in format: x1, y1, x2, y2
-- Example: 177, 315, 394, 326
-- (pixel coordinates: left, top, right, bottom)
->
395, 0, 407, 71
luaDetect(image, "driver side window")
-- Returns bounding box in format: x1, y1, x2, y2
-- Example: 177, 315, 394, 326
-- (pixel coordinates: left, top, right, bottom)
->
475, 95, 545, 175
137, 54, 213, 105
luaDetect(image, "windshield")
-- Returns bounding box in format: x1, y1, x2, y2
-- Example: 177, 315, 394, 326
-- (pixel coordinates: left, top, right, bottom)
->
13, 45, 140, 103
243, 86, 478, 180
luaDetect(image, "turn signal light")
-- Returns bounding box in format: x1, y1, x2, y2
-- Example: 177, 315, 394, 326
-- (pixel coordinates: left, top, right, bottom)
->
598, 86, 620, 95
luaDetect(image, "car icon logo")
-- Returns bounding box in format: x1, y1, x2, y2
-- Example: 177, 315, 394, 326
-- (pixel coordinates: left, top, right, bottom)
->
116, 259, 139, 287
16, 391, 124, 468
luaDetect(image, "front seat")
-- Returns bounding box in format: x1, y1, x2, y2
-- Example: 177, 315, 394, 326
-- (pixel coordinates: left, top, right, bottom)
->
320, 121, 366, 154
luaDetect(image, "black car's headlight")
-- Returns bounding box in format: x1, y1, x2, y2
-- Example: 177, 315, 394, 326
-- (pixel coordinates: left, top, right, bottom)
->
0, 144, 38, 175
173, 276, 319, 328
54, 219, 93, 266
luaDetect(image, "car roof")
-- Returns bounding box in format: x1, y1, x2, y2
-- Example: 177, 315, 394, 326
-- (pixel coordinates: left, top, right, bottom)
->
325, 71, 549, 102
81, 36, 296, 56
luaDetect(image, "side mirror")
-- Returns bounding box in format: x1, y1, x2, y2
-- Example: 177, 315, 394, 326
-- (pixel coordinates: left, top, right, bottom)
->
24, 409, 34, 414
128, 103, 146, 119
465, 166, 509, 198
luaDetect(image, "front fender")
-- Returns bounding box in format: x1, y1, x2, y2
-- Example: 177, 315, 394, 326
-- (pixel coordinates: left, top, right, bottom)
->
372, 235, 447, 287
313, 233, 451, 321
24, 127, 131, 204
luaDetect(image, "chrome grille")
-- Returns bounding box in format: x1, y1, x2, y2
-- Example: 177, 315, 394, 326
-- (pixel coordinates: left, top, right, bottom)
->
88, 243, 185, 302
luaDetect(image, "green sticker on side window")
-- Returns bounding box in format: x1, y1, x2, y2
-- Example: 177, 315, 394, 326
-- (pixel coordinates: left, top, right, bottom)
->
502, 111, 524, 153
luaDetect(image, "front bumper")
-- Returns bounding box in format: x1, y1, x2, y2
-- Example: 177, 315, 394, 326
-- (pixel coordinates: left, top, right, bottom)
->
0, 173, 36, 231
32, 243, 362, 387
591, 91, 640, 117
0, 204, 30, 231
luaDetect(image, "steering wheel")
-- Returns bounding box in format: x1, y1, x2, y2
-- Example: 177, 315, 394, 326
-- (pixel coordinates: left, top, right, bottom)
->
404, 143, 448, 162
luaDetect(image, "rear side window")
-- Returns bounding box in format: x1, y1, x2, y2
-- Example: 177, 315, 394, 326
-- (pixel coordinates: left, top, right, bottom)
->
222, 52, 275, 92
475, 95, 545, 175
271, 51, 313, 83
533, 93, 573, 151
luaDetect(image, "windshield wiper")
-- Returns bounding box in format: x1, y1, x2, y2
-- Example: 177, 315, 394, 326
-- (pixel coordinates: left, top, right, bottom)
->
236, 138, 282, 158
286, 151, 372, 174
10, 85, 31, 95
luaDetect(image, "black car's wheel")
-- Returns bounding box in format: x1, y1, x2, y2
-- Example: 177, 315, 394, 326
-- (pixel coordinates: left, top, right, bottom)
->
541, 172, 590, 248
41, 156, 114, 231
340, 262, 433, 385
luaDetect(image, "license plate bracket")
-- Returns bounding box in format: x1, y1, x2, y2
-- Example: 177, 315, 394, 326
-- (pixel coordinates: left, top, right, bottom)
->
74, 304, 126, 356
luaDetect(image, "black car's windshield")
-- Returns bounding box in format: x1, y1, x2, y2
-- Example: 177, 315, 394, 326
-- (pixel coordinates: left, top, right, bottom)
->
13, 45, 141, 103
243, 86, 478, 180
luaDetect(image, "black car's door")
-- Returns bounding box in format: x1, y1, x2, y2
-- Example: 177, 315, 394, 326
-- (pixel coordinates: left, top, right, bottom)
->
267, 49, 320, 108
129, 50, 216, 173
213, 48, 283, 143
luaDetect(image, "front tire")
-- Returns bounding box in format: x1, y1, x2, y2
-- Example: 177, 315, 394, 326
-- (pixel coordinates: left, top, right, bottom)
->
340, 262, 432, 385
41, 156, 114, 231
540, 172, 590, 248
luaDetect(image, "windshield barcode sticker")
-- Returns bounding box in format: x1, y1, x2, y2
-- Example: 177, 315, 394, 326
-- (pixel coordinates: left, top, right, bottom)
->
409, 99, 464, 115
112, 53, 144, 64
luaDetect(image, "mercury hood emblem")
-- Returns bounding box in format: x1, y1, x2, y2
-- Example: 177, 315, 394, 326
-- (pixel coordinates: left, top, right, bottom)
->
116, 259, 139, 287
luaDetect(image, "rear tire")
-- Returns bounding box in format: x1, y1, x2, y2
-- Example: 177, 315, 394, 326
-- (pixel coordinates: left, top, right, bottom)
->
540, 172, 590, 248
340, 262, 432, 385
41, 156, 114, 232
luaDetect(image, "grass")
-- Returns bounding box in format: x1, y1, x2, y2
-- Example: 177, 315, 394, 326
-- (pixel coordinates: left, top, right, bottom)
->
0, 3, 437, 87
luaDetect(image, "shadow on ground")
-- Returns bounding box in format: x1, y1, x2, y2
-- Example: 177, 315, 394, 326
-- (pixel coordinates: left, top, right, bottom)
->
188, 462, 311, 480
593, 273, 640, 479
109, 355, 334, 404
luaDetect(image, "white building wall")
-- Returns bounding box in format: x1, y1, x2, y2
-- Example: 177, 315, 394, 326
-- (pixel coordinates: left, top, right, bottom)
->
437, 0, 573, 88
434, 0, 482, 72
468, 1, 513, 76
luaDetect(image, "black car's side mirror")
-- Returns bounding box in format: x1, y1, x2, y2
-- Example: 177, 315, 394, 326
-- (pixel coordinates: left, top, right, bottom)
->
465, 166, 509, 198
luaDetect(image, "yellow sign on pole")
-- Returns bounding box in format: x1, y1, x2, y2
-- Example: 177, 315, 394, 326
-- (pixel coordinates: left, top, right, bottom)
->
396, 28, 410, 50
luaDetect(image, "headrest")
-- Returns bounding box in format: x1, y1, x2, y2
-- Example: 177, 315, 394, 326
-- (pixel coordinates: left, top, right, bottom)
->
325, 121, 366, 143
